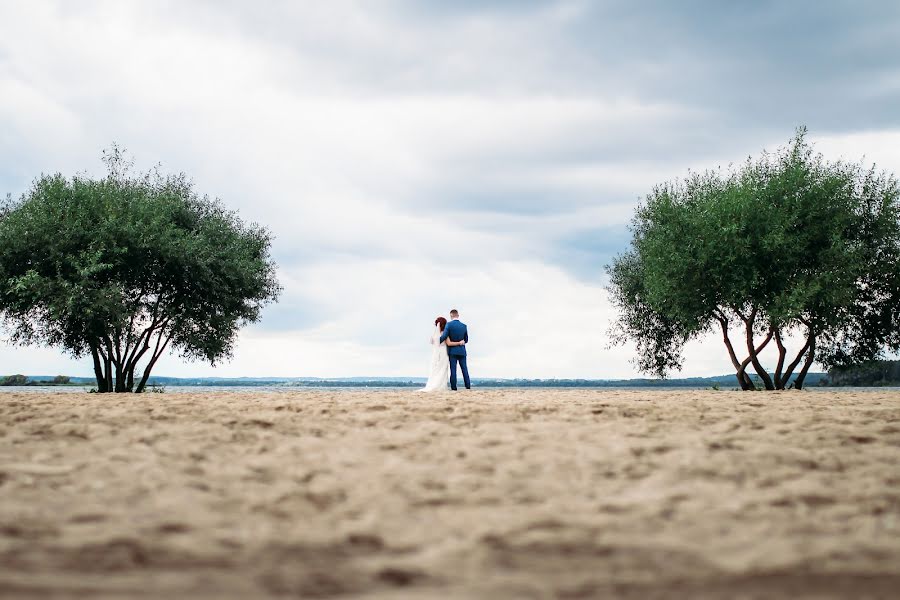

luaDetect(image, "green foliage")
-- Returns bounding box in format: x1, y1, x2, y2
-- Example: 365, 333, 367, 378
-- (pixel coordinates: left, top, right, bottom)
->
1, 374, 28, 386
607, 128, 900, 389
52, 375, 71, 384
0, 145, 281, 392
825, 360, 900, 386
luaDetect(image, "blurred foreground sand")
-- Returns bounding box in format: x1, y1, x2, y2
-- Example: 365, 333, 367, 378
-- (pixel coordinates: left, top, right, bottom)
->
1, 388, 899, 599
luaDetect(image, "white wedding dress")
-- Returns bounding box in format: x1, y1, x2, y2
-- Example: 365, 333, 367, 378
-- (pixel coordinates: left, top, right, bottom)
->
419, 326, 450, 392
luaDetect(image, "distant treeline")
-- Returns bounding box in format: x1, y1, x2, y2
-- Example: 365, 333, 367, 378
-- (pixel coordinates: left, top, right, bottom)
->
823, 361, 900, 387
275, 374, 832, 388
15, 369, 900, 388
1, 374, 73, 386
34, 376, 761, 388
0, 374, 829, 388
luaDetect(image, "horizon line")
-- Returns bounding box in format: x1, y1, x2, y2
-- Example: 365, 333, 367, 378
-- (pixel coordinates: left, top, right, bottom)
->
14, 372, 828, 381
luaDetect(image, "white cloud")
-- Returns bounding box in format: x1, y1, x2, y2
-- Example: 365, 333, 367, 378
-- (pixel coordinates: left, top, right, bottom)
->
811, 130, 900, 173
157, 257, 637, 379
1, 2, 898, 380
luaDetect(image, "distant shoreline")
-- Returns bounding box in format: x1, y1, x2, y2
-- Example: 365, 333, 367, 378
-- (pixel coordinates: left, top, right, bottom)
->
12, 362, 900, 389
0, 372, 839, 389
6, 371, 900, 389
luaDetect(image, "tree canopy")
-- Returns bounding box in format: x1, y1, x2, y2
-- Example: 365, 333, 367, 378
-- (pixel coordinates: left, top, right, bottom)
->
607, 128, 900, 390
0, 146, 281, 392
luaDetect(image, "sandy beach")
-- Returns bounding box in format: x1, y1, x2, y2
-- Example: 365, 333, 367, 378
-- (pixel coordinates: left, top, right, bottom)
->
1, 388, 899, 599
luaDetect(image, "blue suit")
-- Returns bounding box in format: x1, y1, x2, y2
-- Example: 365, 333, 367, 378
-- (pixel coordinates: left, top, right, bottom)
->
440, 319, 470, 390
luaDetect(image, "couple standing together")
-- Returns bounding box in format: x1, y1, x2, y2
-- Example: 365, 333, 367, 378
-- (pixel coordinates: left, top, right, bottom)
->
421, 309, 471, 392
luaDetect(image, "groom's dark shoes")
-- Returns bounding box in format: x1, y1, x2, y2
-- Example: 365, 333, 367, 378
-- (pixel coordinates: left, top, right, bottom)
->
440, 319, 470, 390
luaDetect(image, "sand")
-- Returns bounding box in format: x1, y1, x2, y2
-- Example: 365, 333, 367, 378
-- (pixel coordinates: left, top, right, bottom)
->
1, 388, 899, 599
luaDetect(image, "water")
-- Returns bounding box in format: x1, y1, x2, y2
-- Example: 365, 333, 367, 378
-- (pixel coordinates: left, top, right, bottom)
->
2, 385, 899, 394
0, 385, 414, 394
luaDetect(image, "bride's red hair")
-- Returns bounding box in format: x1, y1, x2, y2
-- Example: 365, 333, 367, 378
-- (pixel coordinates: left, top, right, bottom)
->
435, 316, 447, 332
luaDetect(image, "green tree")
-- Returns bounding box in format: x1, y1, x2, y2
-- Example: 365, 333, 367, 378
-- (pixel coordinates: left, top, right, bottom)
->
607, 129, 900, 390
0, 146, 281, 393
826, 360, 900, 386
1, 374, 27, 386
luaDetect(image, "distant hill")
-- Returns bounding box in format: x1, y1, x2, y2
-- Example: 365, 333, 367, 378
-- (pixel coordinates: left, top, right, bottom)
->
823, 361, 900, 387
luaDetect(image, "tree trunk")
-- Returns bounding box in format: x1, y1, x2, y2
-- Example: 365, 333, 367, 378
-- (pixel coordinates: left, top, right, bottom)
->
104, 355, 113, 393
736, 330, 773, 391
114, 362, 125, 392
773, 330, 787, 390
735, 362, 755, 391
90, 342, 107, 392
135, 334, 171, 393
744, 313, 775, 390
781, 334, 813, 387
125, 343, 152, 391
794, 337, 817, 390
135, 360, 157, 394
717, 316, 753, 390
126, 367, 135, 392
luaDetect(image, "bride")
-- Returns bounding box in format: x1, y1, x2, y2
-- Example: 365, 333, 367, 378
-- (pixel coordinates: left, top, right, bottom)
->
420, 316, 465, 392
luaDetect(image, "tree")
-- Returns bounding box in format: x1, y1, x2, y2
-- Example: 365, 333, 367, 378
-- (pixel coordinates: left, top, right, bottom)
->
0, 146, 281, 393
826, 360, 900, 386
1, 374, 27, 386
607, 129, 900, 390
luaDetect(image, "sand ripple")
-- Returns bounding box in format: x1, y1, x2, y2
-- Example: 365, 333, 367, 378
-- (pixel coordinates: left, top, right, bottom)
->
1, 389, 899, 598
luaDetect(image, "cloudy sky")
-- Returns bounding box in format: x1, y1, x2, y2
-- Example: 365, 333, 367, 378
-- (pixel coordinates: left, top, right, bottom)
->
1, 1, 899, 379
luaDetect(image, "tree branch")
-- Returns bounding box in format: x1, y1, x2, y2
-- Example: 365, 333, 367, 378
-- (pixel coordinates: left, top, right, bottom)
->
122, 286, 146, 363
102, 335, 116, 366
737, 329, 773, 377
135, 330, 173, 393
112, 326, 123, 367
124, 327, 152, 372
123, 293, 168, 381
127, 317, 170, 374
782, 333, 814, 387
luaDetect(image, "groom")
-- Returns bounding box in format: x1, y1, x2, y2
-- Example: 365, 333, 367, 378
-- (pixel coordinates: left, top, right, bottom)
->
440, 309, 470, 390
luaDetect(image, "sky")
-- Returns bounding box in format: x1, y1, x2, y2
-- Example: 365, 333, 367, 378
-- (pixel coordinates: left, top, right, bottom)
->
1, 0, 900, 379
